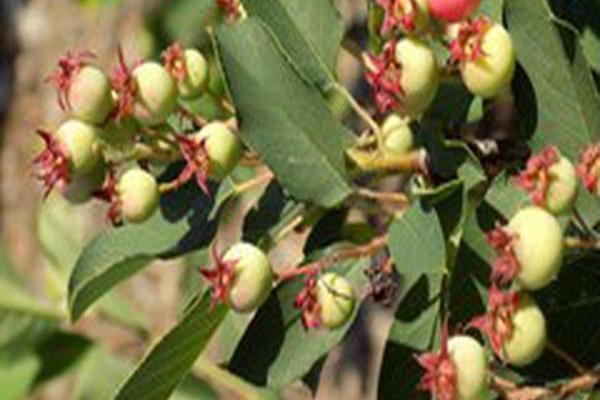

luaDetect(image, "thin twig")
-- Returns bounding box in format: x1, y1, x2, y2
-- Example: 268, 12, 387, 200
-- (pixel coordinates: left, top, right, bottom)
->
276, 234, 388, 282
233, 170, 274, 195
547, 340, 588, 375
572, 207, 596, 238
355, 187, 409, 206
564, 237, 600, 250
334, 82, 380, 136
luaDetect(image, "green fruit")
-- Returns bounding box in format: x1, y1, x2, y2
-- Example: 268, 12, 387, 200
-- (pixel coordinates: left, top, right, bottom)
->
503, 294, 547, 366
178, 49, 208, 99
508, 207, 563, 290
197, 122, 242, 180
382, 114, 414, 155
461, 23, 516, 98
117, 168, 159, 223
62, 162, 106, 204
317, 273, 355, 329
395, 37, 439, 117
55, 119, 101, 174
222, 242, 273, 313
132, 62, 178, 126
546, 156, 578, 215
68, 65, 114, 124
448, 335, 488, 400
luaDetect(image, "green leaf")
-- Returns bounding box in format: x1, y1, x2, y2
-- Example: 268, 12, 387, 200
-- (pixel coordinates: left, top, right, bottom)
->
215, 18, 352, 208
239, 0, 343, 90
388, 274, 443, 350
68, 185, 216, 321
39, 195, 149, 330
229, 255, 368, 388
73, 347, 133, 400
34, 332, 93, 384
0, 352, 40, 400
506, 0, 600, 160
114, 293, 227, 400
388, 202, 446, 275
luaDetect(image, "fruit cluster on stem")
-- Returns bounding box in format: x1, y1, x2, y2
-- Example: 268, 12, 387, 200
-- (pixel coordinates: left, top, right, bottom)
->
34, 41, 242, 226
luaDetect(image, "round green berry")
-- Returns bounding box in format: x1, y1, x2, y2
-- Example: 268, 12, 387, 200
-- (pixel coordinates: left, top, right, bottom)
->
62, 162, 106, 204
461, 23, 516, 98
223, 242, 273, 313
448, 335, 488, 400
132, 62, 178, 126
56, 119, 101, 174
317, 273, 356, 329
197, 122, 242, 180
503, 294, 547, 367
508, 207, 563, 290
546, 155, 578, 215
69, 65, 114, 124
382, 114, 414, 155
178, 49, 208, 99
117, 168, 159, 223
395, 37, 439, 117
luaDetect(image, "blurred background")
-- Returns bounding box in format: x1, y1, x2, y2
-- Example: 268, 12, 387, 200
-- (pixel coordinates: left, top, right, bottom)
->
0, 1, 386, 399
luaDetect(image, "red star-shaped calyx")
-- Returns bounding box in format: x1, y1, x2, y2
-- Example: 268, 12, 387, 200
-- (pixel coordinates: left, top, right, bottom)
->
46, 50, 95, 111
486, 225, 520, 285
33, 129, 71, 198
216, 0, 241, 22
376, 0, 418, 35
110, 47, 139, 123
577, 144, 600, 194
365, 40, 404, 114
415, 321, 457, 400
162, 42, 187, 83
92, 168, 122, 226
513, 146, 560, 206
469, 285, 520, 358
172, 134, 211, 196
449, 17, 490, 64
294, 273, 322, 330
199, 245, 239, 310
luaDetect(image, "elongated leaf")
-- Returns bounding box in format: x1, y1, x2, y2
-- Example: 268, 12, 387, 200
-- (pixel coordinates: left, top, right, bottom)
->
240, 0, 343, 90
388, 202, 446, 276
388, 274, 442, 350
229, 256, 368, 388
68, 185, 216, 321
506, 0, 600, 160
216, 19, 352, 207
114, 293, 227, 400
0, 353, 40, 400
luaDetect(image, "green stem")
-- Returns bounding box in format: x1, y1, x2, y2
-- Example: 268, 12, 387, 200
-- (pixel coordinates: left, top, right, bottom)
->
193, 358, 271, 400
334, 82, 380, 136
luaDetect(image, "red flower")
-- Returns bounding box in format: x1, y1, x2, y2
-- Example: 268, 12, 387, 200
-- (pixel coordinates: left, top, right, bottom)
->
365, 40, 404, 114
173, 134, 211, 196
486, 225, 520, 285
110, 47, 139, 123
294, 273, 322, 329
469, 285, 520, 358
376, 0, 418, 35
92, 168, 122, 226
415, 321, 457, 400
577, 144, 600, 194
45, 50, 95, 111
162, 42, 187, 83
513, 146, 560, 206
199, 245, 239, 310
449, 17, 489, 64
33, 129, 70, 198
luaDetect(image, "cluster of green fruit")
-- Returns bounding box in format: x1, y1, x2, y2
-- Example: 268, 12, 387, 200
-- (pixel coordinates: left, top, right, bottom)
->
36, 42, 359, 332
35, 44, 242, 225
